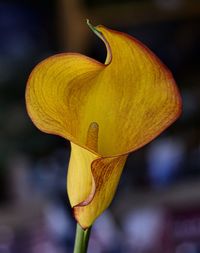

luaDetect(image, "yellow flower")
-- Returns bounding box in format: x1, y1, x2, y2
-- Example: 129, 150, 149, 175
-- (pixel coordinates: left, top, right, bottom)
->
25, 21, 182, 229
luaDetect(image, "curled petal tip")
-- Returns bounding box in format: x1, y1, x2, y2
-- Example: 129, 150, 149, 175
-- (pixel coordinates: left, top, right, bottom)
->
86, 19, 104, 42
86, 19, 95, 30
86, 18, 90, 26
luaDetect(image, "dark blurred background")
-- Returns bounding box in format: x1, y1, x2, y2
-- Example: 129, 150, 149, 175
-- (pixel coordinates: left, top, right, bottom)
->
0, 0, 199, 252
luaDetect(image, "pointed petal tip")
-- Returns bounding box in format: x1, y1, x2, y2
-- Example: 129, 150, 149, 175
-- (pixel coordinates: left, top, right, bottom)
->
86, 19, 98, 34
86, 18, 91, 27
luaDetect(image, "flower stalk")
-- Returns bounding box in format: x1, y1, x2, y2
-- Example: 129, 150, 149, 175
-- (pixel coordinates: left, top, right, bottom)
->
74, 224, 92, 253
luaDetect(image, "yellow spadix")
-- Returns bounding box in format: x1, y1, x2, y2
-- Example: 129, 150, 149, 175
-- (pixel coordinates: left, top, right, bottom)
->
25, 21, 182, 229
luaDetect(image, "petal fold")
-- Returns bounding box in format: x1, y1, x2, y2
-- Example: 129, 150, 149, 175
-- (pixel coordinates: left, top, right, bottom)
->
70, 149, 128, 229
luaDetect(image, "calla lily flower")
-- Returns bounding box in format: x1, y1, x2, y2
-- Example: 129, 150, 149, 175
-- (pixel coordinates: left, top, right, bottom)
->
26, 21, 182, 229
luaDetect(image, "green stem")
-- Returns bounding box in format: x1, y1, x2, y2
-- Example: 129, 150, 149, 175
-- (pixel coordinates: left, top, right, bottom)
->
73, 223, 92, 253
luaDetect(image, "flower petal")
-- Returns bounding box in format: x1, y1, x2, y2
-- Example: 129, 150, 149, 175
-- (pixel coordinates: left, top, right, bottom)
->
26, 23, 182, 229
26, 24, 181, 157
